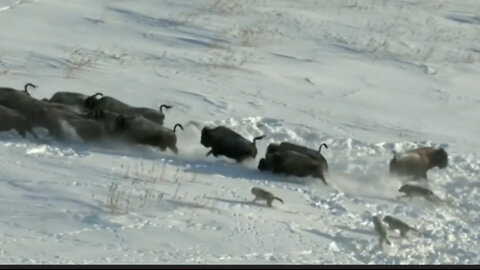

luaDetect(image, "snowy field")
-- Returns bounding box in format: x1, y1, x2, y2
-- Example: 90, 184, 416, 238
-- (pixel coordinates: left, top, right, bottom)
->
0, 0, 480, 264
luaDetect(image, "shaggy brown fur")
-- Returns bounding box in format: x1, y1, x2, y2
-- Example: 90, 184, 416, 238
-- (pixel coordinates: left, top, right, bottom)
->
389, 147, 448, 180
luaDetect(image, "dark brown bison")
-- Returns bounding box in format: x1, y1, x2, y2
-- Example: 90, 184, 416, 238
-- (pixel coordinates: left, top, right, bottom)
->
0, 83, 36, 96
84, 92, 172, 126
0, 105, 37, 138
47, 91, 91, 109
115, 114, 183, 153
258, 150, 328, 185
266, 142, 329, 173
200, 125, 264, 162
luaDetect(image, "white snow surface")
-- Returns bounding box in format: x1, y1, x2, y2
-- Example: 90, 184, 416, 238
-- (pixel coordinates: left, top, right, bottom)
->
0, 0, 479, 264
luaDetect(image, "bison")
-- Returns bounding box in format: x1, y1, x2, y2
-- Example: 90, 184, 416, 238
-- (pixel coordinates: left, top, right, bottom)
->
115, 114, 183, 153
0, 105, 37, 138
258, 150, 328, 185
266, 142, 329, 173
0, 83, 36, 96
47, 91, 93, 111
84, 92, 172, 126
389, 147, 448, 180
200, 125, 264, 163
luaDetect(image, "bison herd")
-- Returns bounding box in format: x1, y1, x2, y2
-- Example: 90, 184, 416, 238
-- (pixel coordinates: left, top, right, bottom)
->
0, 83, 450, 186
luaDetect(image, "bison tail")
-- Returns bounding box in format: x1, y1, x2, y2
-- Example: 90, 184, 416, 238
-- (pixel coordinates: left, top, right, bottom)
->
252, 135, 265, 144
24, 83, 37, 96
273, 196, 284, 204
320, 174, 328, 185
159, 104, 172, 113
318, 143, 328, 153
173, 123, 184, 133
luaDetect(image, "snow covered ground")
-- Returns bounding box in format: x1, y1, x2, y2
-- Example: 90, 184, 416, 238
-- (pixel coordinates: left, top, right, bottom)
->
0, 0, 479, 264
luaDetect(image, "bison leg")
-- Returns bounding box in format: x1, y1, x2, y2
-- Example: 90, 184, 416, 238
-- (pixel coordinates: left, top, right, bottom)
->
16, 128, 26, 138
236, 157, 246, 163
207, 149, 219, 157
271, 166, 282, 174
318, 174, 328, 185
169, 145, 178, 154
206, 149, 213, 156
28, 130, 38, 139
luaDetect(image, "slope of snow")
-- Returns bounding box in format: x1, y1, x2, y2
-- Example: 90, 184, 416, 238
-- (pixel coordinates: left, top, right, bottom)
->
0, 0, 479, 264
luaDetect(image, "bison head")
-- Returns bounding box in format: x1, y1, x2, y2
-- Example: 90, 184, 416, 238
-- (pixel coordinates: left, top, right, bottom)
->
432, 148, 448, 169
200, 127, 213, 147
